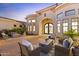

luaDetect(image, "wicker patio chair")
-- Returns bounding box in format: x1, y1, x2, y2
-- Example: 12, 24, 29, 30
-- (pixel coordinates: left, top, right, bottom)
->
55, 45, 70, 56
72, 47, 79, 56
18, 42, 40, 56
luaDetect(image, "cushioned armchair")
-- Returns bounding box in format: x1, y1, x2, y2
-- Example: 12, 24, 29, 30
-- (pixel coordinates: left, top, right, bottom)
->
18, 42, 40, 56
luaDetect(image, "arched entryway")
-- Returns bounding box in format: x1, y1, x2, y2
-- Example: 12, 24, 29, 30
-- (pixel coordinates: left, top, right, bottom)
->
39, 18, 53, 35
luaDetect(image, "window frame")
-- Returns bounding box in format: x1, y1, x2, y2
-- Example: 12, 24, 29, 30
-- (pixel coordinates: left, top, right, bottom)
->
63, 20, 68, 33
33, 25, 36, 32
57, 21, 61, 33
71, 18, 78, 32
44, 23, 53, 34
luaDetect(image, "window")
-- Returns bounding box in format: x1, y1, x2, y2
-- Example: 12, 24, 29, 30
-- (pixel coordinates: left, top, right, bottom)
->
28, 25, 35, 32
33, 25, 35, 32
65, 9, 75, 16
63, 22, 68, 33
57, 21, 61, 33
32, 20, 36, 23
71, 19, 78, 32
57, 12, 63, 19
28, 20, 31, 23
44, 23, 53, 34
14, 24, 16, 27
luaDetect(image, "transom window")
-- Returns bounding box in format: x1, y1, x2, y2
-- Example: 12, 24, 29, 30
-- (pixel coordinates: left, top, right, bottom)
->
65, 9, 75, 16
71, 19, 78, 32
44, 23, 53, 34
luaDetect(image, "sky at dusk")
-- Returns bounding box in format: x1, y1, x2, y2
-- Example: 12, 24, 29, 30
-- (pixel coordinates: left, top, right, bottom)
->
0, 3, 54, 22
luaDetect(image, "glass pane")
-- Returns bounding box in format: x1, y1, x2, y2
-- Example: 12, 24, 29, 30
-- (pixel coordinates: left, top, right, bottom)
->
63, 23, 68, 26
45, 24, 48, 33
57, 24, 60, 32
63, 22, 68, 33
58, 24, 60, 26
65, 9, 75, 16
72, 21, 78, 32
33, 26, 35, 31
58, 27, 60, 32
63, 27, 68, 32
30, 26, 32, 31
28, 26, 29, 31
49, 24, 53, 34
72, 26, 77, 29
72, 22, 78, 25
72, 26, 77, 32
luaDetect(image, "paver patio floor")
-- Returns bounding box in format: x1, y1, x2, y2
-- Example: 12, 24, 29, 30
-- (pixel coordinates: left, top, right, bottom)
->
0, 35, 48, 56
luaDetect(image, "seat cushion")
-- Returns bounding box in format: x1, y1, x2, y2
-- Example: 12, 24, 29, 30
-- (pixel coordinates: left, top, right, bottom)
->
21, 39, 34, 51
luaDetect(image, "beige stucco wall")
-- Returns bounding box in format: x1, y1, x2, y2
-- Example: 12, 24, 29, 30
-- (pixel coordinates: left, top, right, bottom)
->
55, 4, 79, 19
0, 18, 22, 30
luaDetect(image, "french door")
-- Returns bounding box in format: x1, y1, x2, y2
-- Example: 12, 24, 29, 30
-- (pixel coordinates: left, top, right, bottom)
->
44, 23, 53, 34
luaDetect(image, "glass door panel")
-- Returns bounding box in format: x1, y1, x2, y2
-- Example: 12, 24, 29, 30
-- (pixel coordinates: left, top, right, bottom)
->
45, 24, 49, 33
49, 24, 53, 34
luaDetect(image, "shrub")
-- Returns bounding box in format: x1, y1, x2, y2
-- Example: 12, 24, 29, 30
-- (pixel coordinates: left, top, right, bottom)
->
16, 28, 25, 35
0, 26, 27, 38
10, 27, 26, 35
64, 29, 78, 39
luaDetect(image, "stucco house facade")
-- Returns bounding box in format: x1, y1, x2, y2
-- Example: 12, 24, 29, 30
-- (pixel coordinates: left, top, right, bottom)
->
26, 3, 79, 37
